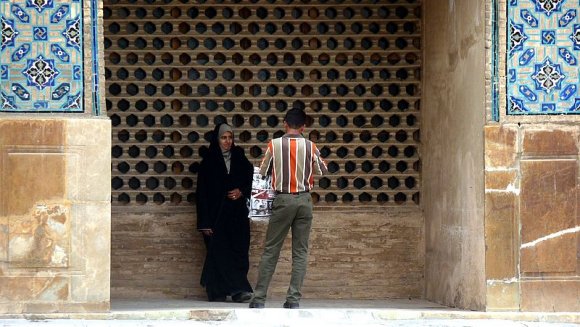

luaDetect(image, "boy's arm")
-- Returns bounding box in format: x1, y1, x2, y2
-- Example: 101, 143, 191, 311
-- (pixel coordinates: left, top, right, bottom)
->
259, 141, 274, 176
312, 143, 328, 175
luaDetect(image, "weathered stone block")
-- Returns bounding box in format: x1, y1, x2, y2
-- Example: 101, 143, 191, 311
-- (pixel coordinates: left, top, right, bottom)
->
485, 192, 516, 279
0, 120, 64, 147
486, 282, 519, 311
65, 119, 111, 202
0, 277, 69, 301
485, 170, 517, 190
521, 280, 580, 312
522, 129, 579, 157
8, 204, 70, 268
484, 126, 518, 169
520, 160, 577, 273
2, 151, 66, 217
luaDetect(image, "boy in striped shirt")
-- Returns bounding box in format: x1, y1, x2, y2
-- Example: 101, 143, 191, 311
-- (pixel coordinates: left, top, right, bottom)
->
249, 108, 327, 309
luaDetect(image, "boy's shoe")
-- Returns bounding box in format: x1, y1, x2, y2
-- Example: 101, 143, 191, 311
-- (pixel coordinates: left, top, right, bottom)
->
249, 302, 265, 308
283, 301, 299, 309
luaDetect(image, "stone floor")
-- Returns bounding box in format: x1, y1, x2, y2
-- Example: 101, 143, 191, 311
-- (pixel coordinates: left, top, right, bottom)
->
0, 318, 579, 327
114, 297, 448, 310
1, 298, 578, 325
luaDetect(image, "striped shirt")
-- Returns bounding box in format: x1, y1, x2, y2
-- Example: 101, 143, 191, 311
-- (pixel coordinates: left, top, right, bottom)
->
260, 133, 328, 193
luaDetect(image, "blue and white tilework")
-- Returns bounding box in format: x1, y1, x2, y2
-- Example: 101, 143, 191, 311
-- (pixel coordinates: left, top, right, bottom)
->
507, 0, 580, 115
0, 0, 83, 112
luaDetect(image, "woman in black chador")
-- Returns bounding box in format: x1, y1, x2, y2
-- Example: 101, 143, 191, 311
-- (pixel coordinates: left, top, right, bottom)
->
196, 123, 254, 302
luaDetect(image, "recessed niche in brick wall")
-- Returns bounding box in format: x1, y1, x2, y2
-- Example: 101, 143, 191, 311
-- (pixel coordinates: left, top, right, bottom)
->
104, 0, 422, 207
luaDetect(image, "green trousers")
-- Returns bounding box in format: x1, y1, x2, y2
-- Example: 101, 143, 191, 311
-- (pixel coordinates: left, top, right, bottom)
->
252, 192, 313, 304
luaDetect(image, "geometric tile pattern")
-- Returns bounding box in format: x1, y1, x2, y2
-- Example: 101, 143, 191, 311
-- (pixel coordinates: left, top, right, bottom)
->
507, 0, 580, 115
0, 0, 83, 112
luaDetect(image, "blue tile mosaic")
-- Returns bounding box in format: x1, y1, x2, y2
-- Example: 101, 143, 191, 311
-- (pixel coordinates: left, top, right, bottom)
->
492, 0, 500, 121
0, 0, 83, 112
507, 0, 580, 115
90, 0, 100, 115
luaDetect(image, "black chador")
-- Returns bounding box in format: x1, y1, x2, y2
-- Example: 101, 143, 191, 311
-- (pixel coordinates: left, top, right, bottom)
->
196, 123, 253, 301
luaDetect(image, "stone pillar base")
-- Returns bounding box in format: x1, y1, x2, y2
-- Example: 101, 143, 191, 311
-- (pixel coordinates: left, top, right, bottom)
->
0, 118, 111, 313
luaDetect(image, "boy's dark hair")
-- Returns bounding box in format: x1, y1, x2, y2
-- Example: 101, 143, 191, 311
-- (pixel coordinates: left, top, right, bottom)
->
284, 108, 306, 128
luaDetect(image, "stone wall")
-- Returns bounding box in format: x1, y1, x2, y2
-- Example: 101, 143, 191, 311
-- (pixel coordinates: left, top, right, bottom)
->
0, 0, 110, 314
111, 207, 424, 300
484, 124, 579, 312
483, 0, 580, 312
0, 119, 111, 313
422, 0, 487, 310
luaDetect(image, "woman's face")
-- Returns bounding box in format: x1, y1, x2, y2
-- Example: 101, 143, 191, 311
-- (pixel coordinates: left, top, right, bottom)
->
219, 131, 233, 151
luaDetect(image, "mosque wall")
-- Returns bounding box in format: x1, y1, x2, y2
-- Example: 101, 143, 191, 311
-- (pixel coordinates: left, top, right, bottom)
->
484, 0, 579, 312
0, 0, 111, 314
1, 0, 576, 313
423, 0, 580, 312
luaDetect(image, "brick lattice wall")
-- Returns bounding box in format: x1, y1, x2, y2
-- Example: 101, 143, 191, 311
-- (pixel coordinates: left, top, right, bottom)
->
104, 0, 422, 207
